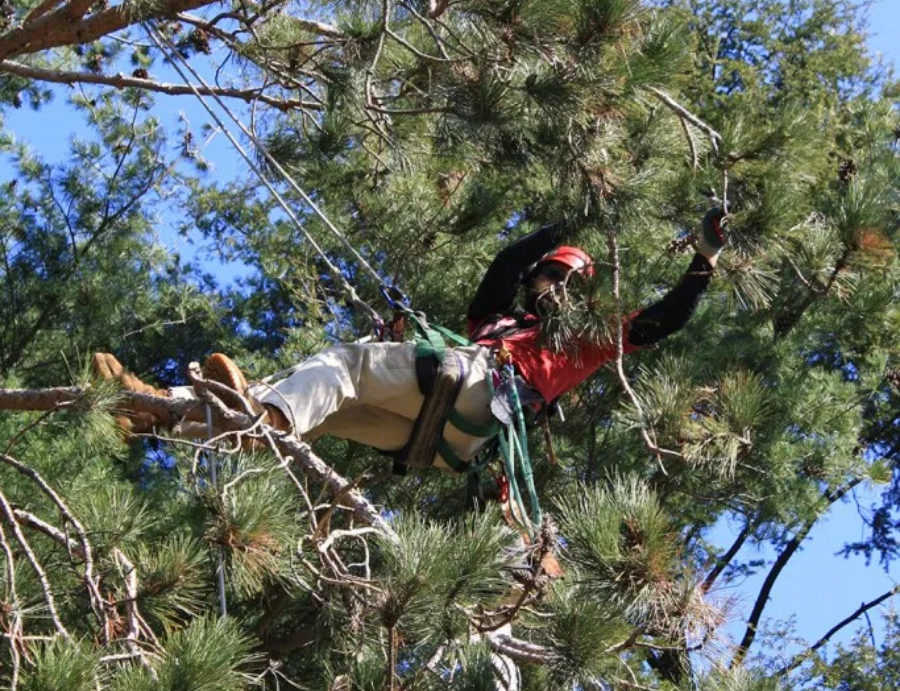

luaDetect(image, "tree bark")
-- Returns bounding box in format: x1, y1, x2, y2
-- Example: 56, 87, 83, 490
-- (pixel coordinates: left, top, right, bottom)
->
0, 385, 395, 538
0, 0, 216, 61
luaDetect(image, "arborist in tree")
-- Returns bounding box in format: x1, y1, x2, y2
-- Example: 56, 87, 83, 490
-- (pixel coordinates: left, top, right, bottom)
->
92, 208, 726, 473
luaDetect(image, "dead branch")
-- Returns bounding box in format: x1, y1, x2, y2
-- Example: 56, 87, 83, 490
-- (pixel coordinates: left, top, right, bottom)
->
0, 487, 69, 639
486, 631, 556, 665
294, 18, 347, 39
606, 229, 682, 472
0, 385, 396, 539
0, 60, 321, 110
318, 527, 380, 553
112, 547, 156, 673
0, 452, 109, 641
777, 583, 900, 676
11, 508, 81, 555
0, 521, 23, 689
647, 87, 721, 154
677, 116, 699, 170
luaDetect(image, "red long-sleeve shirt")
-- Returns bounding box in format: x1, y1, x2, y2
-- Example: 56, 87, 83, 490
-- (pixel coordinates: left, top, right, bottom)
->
467, 224, 712, 402
467, 312, 640, 402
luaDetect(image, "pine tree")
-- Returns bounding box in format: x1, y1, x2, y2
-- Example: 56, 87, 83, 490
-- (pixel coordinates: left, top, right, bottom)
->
0, 1, 896, 689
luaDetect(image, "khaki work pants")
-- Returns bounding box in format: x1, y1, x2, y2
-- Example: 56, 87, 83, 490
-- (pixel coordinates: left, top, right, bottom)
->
187, 342, 497, 471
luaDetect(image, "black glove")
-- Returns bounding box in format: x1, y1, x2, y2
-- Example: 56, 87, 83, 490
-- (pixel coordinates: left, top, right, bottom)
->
696, 207, 727, 259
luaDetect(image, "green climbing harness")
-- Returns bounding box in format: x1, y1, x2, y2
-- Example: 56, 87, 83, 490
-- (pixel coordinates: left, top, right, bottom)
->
398, 305, 544, 535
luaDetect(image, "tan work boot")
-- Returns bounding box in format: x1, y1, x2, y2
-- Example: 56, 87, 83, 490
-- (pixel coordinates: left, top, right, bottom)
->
202, 353, 250, 411
90, 353, 170, 433
201, 353, 291, 433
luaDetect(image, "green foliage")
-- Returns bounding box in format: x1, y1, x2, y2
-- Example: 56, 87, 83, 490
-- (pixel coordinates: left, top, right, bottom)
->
798, 612, 900, 690
440, 641, 498, 691
543, 583, 625, 683
555, 476, 683, 626
20, 639, 101, 691
0, 0, 896, 687
134, 532, 211, 632
375, 511, 516, 643
205, 456, 304, 597
110, 616, 259, 691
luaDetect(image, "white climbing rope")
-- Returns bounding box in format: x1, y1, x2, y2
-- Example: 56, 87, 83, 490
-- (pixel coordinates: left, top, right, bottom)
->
144, 22, 385, 326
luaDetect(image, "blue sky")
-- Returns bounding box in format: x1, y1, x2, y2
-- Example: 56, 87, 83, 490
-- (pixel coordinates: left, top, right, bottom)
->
708, 0, 899, 669
1, 0, 898, 675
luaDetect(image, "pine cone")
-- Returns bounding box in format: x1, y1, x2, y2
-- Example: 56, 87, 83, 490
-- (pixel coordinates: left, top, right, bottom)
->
666, 234, 695, 255
189, 29, 212, 55
886, 369, 900, 391
838, 158, 856, 183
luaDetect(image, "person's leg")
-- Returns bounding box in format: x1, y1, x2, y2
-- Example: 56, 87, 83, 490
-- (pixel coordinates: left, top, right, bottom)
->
427, 345, 497, 469
251, 341, 422, 437
310, 404, 414, 450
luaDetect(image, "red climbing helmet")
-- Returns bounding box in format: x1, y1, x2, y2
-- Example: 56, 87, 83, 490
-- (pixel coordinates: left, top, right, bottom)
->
536, 245, 595, 277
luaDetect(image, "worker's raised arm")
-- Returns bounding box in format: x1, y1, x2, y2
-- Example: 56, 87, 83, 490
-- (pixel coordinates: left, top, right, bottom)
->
467, 221, 566, 324
627, 208, 726, 346
627, 253, 715, 346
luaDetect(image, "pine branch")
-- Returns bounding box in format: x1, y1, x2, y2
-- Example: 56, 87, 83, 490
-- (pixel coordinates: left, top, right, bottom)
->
0, 60, 322, 111
776, 584, 900, 676
0, 385, 396, 539
731, 478, 863, 667
0, 0, 215, 61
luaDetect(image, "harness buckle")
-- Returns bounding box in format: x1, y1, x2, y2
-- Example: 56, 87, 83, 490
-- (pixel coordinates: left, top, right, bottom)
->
494, 345, 513, 367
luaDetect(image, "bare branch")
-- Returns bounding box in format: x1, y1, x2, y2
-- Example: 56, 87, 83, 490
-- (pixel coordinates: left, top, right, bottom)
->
0, 487, 69, 639
0, 60, 321, 110
318, 527, 380, 553
677, 116, 699, 170
0, 385, 395, 538
0, 0, 215, 61
0, 521, 23, 689
487, 632, 556, 665
777, 584, 900, 676
606, 229, 682, 472
731, 479, 863, 667
294, 18, 347, 39
112, 547, 156, 673
647, 86, 721, 154
12, 508, 81, 555
702, 517, 756, 592
0, 452, 109, 640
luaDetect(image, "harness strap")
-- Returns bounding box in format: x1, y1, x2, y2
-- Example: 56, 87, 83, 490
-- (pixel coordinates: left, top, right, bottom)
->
446, 409, 499, 438
436, 438, 471, 474
393, 351, 466, 474
393, 347, 499, 475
